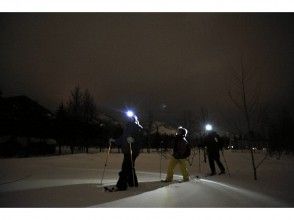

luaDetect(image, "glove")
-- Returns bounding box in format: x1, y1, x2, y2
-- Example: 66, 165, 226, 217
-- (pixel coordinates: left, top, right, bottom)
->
127, 137, 135, 144
109, 138, 115, 145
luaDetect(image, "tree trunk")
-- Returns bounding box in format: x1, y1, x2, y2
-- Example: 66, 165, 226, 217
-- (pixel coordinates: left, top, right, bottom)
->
59, 145, 61, 155
250, 148, 257, 180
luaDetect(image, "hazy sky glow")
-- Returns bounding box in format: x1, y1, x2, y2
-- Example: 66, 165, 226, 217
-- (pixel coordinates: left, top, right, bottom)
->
0, 13, 293, 127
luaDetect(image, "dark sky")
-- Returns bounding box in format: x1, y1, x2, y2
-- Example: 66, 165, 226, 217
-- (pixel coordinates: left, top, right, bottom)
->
0, 13, 294, 127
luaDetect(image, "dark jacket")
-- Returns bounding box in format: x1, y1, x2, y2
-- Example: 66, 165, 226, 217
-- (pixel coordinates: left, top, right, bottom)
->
204, 131, 222, 154
173, 135, 190, 159
116, 120, 143, 155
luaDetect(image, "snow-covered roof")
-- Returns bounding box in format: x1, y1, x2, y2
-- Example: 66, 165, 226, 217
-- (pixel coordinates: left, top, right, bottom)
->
151, 121, 177, 135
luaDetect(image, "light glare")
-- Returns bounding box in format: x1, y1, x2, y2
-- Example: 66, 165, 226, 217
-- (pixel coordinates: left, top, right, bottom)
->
205, 124, 212, 131
126, 110, 134, 118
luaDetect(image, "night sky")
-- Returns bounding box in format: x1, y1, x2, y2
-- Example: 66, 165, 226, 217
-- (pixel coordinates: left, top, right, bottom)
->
0, 13, 294, 127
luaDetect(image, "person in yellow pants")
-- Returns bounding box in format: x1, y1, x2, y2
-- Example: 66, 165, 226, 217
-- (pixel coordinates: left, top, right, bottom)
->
163, 126, 191, 182
165, 157, 189, 182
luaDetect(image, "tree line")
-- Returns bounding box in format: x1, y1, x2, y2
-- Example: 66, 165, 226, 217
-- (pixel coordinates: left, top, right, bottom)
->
0, 87, 122, 157
0, 83, 293, 161
0, 86, 186, 157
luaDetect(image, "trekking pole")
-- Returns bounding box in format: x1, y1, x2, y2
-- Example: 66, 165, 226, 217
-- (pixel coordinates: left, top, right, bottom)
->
187, 146, 196, 167
99, 139, 113, 185
129, 141, 136, 186
160, 141, 163, 180
221, 150, 231, 176
198, 147, 201, 173
204, 147, 207, 163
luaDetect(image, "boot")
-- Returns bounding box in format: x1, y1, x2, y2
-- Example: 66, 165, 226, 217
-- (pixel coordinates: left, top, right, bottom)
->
161, 179, 172, 183
218, 170, 226, 175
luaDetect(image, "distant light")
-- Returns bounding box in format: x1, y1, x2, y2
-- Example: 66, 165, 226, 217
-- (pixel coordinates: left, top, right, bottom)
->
205, 124, 212, 131
161, 104, 167, 110
126, 110, 134, 118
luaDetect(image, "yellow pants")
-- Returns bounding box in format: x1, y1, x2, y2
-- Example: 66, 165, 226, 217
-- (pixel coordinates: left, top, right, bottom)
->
165, 157, 189, 181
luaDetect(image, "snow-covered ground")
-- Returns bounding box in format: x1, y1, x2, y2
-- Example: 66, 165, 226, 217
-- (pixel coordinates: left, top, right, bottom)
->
0, 150, 294, 207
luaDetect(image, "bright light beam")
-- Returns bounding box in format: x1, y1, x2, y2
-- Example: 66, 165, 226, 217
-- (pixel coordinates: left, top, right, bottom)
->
126, 110, 134, 118
205, 124, 212, 131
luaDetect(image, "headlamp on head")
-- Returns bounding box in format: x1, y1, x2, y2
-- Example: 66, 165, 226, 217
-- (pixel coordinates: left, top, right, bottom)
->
126, 110, 134, 118
205, 124, 213, 131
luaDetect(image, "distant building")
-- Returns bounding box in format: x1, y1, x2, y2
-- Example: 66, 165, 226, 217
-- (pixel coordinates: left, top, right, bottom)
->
0, 95, 56, 157
0, 95, 53, 121
151, 121, 177, 136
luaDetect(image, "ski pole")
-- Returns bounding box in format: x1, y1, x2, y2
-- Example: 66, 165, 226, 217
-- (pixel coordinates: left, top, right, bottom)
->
198, 147, 201, 173
129, 142, 136, 186
99, 141, 112, 185
204, 147, 207, 163
160, 141, 163, 180
221, 150, 230, 176
187, 146, 196, 167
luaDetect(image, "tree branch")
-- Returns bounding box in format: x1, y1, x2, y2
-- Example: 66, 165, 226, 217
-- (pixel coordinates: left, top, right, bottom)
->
228, 89, 242, 110
256, 151, 269, 169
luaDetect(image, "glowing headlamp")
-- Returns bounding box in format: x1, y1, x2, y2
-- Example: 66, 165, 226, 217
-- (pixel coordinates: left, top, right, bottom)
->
205, 124, 213, 131
126, 110, 135, 118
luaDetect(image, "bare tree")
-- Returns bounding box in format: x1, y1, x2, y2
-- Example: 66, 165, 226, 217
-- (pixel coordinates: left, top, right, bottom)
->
67, 86, 97, 123
181, 110, 197, 136
64, 86, 99, 153
68, 86, 83, 120
55, 102, 67, 155
227, 59, 267, 180
82, 89, 97, 123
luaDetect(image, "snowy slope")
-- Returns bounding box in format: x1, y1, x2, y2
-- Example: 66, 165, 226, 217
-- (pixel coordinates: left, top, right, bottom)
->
0, 151, 293, 207
94, 178, 285, 208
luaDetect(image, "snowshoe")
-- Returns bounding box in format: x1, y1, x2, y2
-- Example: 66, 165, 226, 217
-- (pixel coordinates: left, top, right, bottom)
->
161, 179, 172, 183
194, 173, 214, 179
172, 178, 190, 183
104, 186, 118, 192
